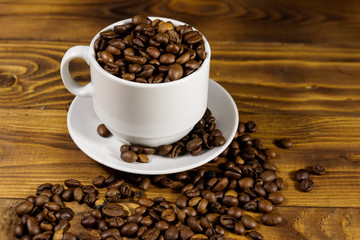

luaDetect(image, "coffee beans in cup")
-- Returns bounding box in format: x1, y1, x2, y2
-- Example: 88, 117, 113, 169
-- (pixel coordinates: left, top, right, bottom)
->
94, 15, 207, 83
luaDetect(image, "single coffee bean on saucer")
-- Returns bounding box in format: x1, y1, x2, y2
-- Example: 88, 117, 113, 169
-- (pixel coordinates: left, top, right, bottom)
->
97, 124, 112, 138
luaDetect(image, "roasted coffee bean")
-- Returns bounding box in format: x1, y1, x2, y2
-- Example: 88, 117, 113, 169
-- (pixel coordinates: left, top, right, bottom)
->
263, 181, 278, 193
54, 219, 70, 232
92, 175, 105, 188
275, 178, 284, 190
15, 201, 34, 216
97, 124, 111, 138
267, 192, 285, 205
105, 187, 121, 202
245, 121, 258, 133
260, 170, 277, 182
168, 63, 183, 80
248, 231, 263, 240
183, 206, 197, 217
261, 212, 283, 226
101, 228, 121, 240
35, 195, 50, 207
244, 200, 258, 211
55, 207, 74, 221
312, 164, 326, 175
278, 138, 293, 149
83, 192, 96, 207
197, 198, 209, 215
27, 217, 41, 235
139, 197, 155, 208
187, 217, 203, 233
121, 222, 139, 236
141, 215, 154, 226
222, 195, 238, 207
142, 227, 161, 240
161, 208, 176, 222
102, 203, 127, 217
258, 199, 274, 213
238, 177, 254, 189
14, 224, 25, 238
295, 169, 311, 181
241, 215, 257, 229
227, 206, 242, 219
160, 177, 174, 187
121, 150, 138, 162
234, 222, 246, 235
81, 215, 96, 228
165, 226, 179, 240
158, 145, 173, 155
186, 138, 203, 152
300, 178, 314, 192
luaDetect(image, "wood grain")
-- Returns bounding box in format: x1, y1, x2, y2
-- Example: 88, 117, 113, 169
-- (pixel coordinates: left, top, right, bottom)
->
1, 0, 360, 239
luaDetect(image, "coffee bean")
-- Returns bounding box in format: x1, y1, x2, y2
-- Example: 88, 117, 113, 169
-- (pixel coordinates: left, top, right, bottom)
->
142, 227, 161, 240
15, 201, 34, 216
261, 212, 283, 226
258, 199, 274, 213
226, 206, 242, 219
248, 231, 263, 240
102, 203, 127, 217
219, 214, 236, 229
161, 208, 176, 222
121, 150, 138, 163
158, 145, 173, 156
312, 164, 326, 175
222, 195, 238, 207
27, 217, 41, 235
168, 63, 183, 80
120, 222, 139, 236
55, 207, 74, 221
139, 197, 155, 208
260, 170, 277, 182
241, 215, 257, 229
278, 138, 293, 149
132, 15, 151, 25
300, 179, 314, 192
165, 226, 179, 240
267, 192, 285, 205
295, 169, 310, 182
97, 124, 111, 137
92, 175, 105, 188
187, 217, 203, 233
81, 215, 96, 228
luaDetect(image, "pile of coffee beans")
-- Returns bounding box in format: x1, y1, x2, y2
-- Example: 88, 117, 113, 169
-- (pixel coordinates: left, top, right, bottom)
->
94, 15, 207, 83
119, 108, 226, 162
14, 119, 286, 240
295, 165, 325, 192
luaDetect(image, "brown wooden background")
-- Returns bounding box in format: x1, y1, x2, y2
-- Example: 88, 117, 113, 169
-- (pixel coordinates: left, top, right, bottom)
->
1, 0, 360, 239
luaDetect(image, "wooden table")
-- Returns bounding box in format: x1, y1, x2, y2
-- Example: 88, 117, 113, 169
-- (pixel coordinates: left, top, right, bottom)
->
1, 0, 360, 239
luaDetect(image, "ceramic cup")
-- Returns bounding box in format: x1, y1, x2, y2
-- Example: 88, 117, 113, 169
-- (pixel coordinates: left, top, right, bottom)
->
60, 17, 211, 147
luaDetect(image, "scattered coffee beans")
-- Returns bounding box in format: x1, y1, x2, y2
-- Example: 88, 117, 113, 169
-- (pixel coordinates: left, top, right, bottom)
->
120, 108, 225, 162
14, 119, 289, 240
94, 15, 207, 83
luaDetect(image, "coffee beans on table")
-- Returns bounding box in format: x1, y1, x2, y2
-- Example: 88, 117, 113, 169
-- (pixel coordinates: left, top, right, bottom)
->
14, 119, 290, 239
94, 15, 207, 83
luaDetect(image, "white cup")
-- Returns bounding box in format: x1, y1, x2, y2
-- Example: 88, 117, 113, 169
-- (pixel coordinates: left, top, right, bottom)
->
60, 17, 211, 147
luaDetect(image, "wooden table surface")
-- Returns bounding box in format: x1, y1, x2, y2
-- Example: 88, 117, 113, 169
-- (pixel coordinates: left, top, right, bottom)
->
1, 0, 360, 239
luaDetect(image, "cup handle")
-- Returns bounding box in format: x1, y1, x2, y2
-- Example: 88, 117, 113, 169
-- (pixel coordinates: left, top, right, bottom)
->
60, 46, 94, 97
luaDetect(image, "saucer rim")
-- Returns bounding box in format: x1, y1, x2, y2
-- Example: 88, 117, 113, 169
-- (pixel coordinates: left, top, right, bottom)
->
67, 79, 239, 175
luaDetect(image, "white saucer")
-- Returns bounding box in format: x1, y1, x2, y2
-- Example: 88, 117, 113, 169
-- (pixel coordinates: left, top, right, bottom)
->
67, 79, 238, 175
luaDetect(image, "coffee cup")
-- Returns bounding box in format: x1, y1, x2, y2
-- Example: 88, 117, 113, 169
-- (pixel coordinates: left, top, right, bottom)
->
60, 17, 211, 147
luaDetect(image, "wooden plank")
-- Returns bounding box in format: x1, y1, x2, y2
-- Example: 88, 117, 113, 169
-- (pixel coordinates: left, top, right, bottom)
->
0, 108, 360, 207
1, 198, 360, 240
0, 0, 359, 48
1, 41, 360, 114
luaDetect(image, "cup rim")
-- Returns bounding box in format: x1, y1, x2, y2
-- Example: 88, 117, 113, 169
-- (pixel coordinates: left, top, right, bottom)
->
88, 16, 211, 88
